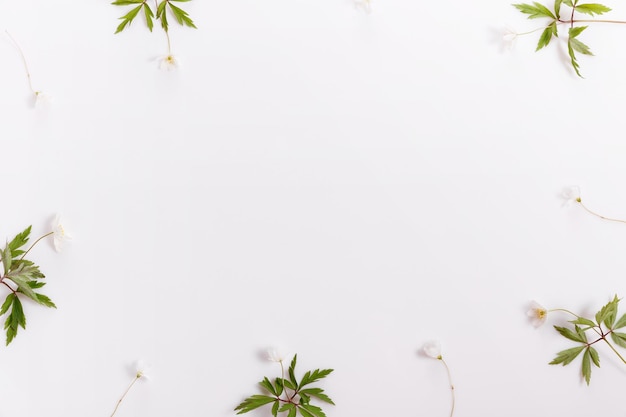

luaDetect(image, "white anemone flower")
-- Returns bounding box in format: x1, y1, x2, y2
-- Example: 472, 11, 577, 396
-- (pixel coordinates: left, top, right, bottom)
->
562, 186, 582, 207
502, 27, 518, 50
51, 215, 71, 253
266, 347, 286, 363
527, 300, 548, 328
135, 359, 151, 380
423, 340, 442, 360
34, 91, 52, 106
159, 54, 179, 71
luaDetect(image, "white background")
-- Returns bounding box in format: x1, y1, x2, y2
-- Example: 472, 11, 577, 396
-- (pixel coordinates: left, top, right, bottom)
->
1, 0, 626, 416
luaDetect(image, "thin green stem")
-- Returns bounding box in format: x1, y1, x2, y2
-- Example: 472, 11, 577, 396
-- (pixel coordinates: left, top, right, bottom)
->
20, 232, 53, 260
5, 31, 36, 95
109, 375, 140, 417
559, 18, 626, 24
549, 308, 581, 318
165, 30, 172, 55
439, 358, 455, 417
602, 338, 626, 365
577, 201, 626, 225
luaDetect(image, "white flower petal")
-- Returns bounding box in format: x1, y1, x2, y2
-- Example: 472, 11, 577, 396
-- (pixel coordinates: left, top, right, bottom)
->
266, 347, 285, 363
561, 186, 581, 207
423, 340, 442, 359
51, 215, 71, 253
159, 55, 179, 71
135, 359, 151, 379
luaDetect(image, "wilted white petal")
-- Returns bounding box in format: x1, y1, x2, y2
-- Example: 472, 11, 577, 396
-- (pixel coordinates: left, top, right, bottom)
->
527, 300, 548, 328
423, 340, 442, 359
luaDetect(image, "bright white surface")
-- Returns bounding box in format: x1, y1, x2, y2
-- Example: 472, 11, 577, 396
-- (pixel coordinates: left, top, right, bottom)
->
1, 0, 626, 416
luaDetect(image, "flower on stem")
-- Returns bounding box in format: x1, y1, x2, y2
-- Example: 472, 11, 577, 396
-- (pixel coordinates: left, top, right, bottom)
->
423, 340, 442, 360
527, 300, 548, 328
502, 27, 519, 50
110, 360, 151, 417
51, 215, 71, 253
562, 186, 582, 207
159, 54, 178, 71
266, 347, 285, 363
421, 340, 455, 417
34, 91, 52, 106
135, 359, 151, 379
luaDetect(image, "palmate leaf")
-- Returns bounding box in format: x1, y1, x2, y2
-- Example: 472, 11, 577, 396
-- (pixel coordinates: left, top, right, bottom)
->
513, 2, 556, 19
144, 3, 154, 31
555, 0, 563, 18
610, 331, 626, 348
4, 296, 25, 345
114, 4, 143, 33
299, 404, 326, 417
298, 388, 335, 405
575, 3, 611, 15
168, 2, 197, 28
300, 368, 334, 387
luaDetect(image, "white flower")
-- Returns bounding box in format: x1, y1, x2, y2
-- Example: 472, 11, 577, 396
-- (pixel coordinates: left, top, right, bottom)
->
353, 0, 371, 13
51, 215, 71, 253
423, 340, 442, 360
502, 27, 518, 50
266, 347, 285, 363
561, 186, 582, 207
135, 359, 151, 379
34, 91, 52, 106
159, 54, 178, 71
527, 300, 548, 328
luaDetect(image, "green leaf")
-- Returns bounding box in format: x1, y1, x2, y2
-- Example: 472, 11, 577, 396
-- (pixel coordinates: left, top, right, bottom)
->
611, 332, 626, 348
513, 2, 556, 19
300, 369, 334, 387
571, 317, 596, 327
567, 26, 590, 77
288, 355, 298, 390
0, 293, 15, 316
575, 3, 611, 15
143, 3, 154, 31
1, 246, 11, 275
5, 295, 27, 344
279, 403, 297, 417
298, 388, 335, 405
283, 379, 296, 390
589, 346, 600, 367
271, 400, 279, 417
111, 0, 143, 4
554, 325, 586, 343
34, 293, 56, 309
555, 0, 563, 18
157, 0, 169, 31
582, 348, 591, 385
260, 377, 277, 396
536, 23, 556, 51
234, 395, 276, 414
275, 377, 284, 396
574, 325, 588, 343
595, 295, 618, 328
168, 3, 197, 28
115, 4, 143, 33
550, 346, 585, 365
614, 313, 626, 329
563, 0, 573, 5
299, 404, 326, 417
8, 226, 31, 257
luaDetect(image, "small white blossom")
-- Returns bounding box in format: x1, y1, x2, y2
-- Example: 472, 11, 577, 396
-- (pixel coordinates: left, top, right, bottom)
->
34, 91, 52, 106
562, 186, 582, 207
135, 359, 151, 379
266, 347, 285, 363
353, 0, 371, 13
159, 54, 178, 71
423, 340, 442, 360
527, 300, 548, 328
503, 28, 518, 51
51, 215, 71, 253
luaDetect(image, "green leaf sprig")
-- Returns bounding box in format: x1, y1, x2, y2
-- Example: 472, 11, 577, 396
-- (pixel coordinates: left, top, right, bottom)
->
0, 226, 57, 345
235, 354, 335, 417
512, 0, 626, 77
529, 296, 626, 384
112, 0, 197, 67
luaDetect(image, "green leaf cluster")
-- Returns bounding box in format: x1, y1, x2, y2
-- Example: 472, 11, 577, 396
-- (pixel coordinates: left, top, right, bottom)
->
0, 226, 56, 345
512, 0, 612, 77
235, 354, 335, 417
549, 295, 626, 384
112, 0, 196, 34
